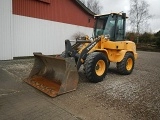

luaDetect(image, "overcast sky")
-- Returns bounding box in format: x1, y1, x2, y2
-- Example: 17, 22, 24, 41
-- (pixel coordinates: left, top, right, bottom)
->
99, 0, 160, 33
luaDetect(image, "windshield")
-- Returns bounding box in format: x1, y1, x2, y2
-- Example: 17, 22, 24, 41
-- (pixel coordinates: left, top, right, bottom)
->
94, 15, 116, 40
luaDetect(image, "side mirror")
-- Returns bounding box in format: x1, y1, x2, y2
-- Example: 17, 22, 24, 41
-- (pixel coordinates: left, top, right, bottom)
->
122, 13, 126, 19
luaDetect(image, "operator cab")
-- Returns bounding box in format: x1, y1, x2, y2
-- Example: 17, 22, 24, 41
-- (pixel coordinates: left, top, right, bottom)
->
94, 13, 127, 41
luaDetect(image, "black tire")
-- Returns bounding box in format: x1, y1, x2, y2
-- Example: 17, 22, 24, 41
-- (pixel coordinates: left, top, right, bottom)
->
117, 52, 135, 75
108, 61, 110, 68
84, 52, 108, 83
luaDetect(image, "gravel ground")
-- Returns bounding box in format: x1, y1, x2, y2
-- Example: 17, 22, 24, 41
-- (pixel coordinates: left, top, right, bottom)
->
0, 51, 160, 120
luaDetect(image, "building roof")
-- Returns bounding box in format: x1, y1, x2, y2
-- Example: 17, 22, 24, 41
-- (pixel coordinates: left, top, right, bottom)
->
74, 0, 96, 16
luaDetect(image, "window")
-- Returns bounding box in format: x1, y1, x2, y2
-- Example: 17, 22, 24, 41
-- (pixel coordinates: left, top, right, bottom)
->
94, 14, 125, 41
116, 16, 124, 40
103, 15, 116, 40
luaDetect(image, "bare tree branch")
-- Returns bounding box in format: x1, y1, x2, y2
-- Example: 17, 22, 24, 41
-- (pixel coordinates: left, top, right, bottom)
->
129, 0, 152, 43
80, 0, 85, 4
80, 0, 102, 14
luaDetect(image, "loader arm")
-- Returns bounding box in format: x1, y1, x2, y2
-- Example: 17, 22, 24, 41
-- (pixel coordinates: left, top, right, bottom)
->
76, 37, 101, 70
64, 37, 101, 70
64, 39, 91, 58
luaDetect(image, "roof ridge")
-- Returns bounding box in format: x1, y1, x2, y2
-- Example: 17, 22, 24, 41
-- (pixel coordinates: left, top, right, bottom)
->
75, 0, 96, 15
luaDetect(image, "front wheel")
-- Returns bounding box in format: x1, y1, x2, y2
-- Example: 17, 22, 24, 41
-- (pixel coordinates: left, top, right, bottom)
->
117, 52, 135, 75
84, 52, 108, 83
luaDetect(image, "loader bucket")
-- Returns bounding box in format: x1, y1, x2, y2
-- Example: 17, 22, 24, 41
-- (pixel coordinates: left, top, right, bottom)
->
24, 53, 79, 97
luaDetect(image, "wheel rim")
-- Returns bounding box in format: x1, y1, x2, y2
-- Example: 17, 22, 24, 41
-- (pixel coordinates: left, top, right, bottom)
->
95, 60, 106, 76
126, 58, 133, 71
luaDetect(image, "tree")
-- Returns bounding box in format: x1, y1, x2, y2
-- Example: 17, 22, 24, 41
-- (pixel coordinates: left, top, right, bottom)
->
80, 0, 102, 14
126, 32, 136, 42
72, 32, 85, 39
129, 0, 152, 43
154, 30, 160, 48
139, 32, 154, 43
155, 30, 160, 37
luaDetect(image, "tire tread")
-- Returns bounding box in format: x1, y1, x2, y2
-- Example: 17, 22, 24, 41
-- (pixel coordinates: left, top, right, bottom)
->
117, 52, 134, 75
84, 52, 108, 83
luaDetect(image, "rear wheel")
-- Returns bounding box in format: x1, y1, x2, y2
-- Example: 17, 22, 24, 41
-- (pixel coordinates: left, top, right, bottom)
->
84, 52, 108, 83
117, 52, 134, 75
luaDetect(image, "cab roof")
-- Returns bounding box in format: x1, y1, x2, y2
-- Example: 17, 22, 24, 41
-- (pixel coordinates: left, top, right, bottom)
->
95, 13, 128, 18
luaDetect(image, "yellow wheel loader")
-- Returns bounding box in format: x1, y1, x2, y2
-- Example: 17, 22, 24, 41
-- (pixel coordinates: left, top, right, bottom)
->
24, 13, 138, 97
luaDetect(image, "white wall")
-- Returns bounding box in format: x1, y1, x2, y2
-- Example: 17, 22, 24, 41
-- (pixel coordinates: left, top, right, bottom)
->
0, 0, 13, 60
13, 15, 93, 57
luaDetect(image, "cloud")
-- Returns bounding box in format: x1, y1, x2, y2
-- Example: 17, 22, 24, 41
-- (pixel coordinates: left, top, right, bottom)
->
100, 0, 130, 14
100, 0, 160, 32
